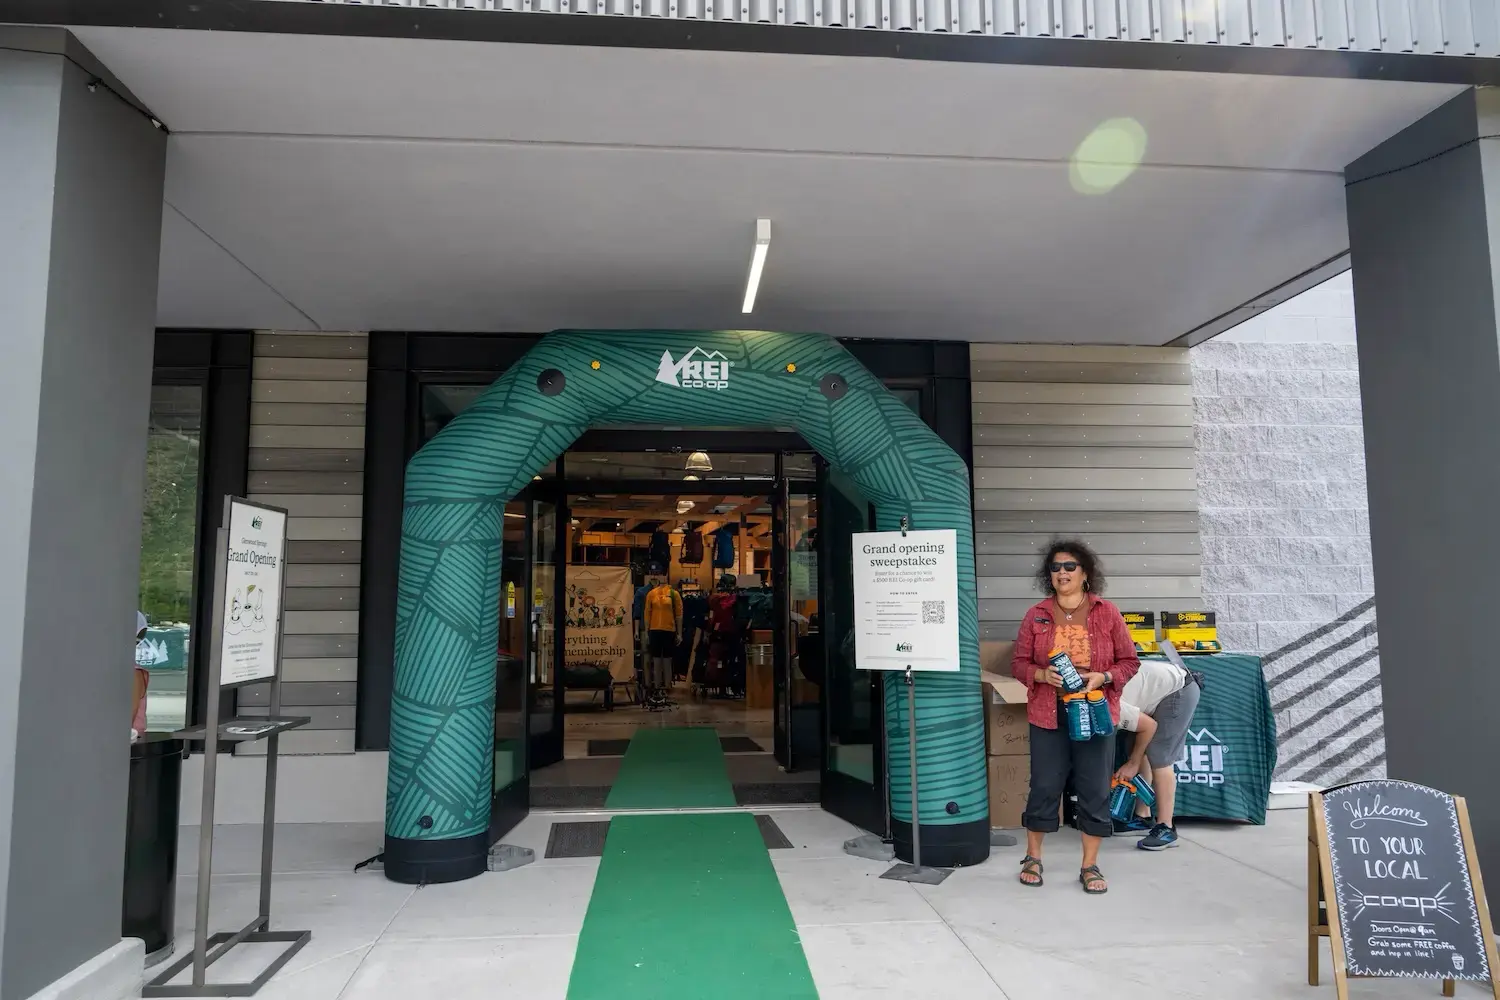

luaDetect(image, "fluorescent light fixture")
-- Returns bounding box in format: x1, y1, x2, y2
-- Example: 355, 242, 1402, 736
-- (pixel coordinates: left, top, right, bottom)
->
742, 218, 771, 314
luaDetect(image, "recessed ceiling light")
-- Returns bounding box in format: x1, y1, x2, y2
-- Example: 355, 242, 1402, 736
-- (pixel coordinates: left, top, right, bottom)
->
743, 218, 771, 314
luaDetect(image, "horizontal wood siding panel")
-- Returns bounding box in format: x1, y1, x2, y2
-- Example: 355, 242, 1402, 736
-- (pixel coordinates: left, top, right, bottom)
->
251, 425, 366, 450
975, 468, 1198, 491
970, 344, 1202, 643
249, 449, 364, 473
241, 706, 356, 729
973, 403, 1193, 427
974, 489, 1199, 511
251, 403, 366, 426
285, 563, 362, 587
977, 553, 1201, 577
250, 472, 365, 496
974, 446, 1194, 469
250, 331, 367, 753
969, 360, 1191, 385
974, 511, 1200, 533
974, 425, 1194, 446
248, 494, 363, 518
286, 517, 362, 541
970, 344, 1186, 364
239, 682, 357, 706
976, 532, 1201, 555
283, 610, 359, 635
235, 730, 354, 755
972, 382, 1192, 406
254, 334, 369, 360
283, 587, 361, 611
980, 575, 1202, 600
282, 657, 358, 682
252, 380, 367, 405
288, 542, 367, 566
282, 634, 358, 658
251, 357, 367, 381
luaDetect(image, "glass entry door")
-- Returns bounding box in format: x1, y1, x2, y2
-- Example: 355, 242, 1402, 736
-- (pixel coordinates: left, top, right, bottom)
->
818, 463, 886, 835
773, 460, 821, 773
527, 494, 566, 771
490, 499, 532, 840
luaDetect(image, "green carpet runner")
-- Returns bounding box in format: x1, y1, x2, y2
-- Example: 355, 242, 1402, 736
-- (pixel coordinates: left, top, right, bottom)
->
604, 726, 737, 810
566, 812, 819, 999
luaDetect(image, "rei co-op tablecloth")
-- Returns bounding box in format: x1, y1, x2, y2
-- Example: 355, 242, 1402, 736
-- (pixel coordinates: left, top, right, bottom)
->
1152, 652, 1277, 825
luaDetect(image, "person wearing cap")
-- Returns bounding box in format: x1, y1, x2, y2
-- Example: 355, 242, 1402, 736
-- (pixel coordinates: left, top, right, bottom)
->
1114, 658, 1203, 850
131, 611, 150, 740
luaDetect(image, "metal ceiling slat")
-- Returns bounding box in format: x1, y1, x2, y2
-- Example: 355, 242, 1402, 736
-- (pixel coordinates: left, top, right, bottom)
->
789, 0, 813, 22
1123, 0, 1154, 38
1284, 0, 1316, 42
1250, 0, 1287, 44
1318, 0, 1352, 48
1408, 0, 1443, 51
1377, 0, 1413, 50
959, 0, 986, 32
1442, 0, 1479, 53
1477, 0, 1500, 54
1222, 0, 1252, 44
1093, 0, 1122, 39
995, 0, 1022, 32
891, 0, 919, 29
1060, 0, 1088, 36
1186, 0, 1218, 42
824, 0, 849, 24
1158, 0, 1187, 42
1348, 0, 1381, 48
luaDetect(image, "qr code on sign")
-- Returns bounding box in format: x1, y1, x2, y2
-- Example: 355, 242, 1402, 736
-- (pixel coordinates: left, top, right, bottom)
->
922, 601, 946, 625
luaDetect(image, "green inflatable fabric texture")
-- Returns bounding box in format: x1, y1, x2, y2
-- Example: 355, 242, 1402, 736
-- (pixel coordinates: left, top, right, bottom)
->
385, 330, 985, 843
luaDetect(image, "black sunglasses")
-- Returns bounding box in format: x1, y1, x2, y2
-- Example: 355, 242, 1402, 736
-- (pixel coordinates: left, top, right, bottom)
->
1048, 561, 1080, 573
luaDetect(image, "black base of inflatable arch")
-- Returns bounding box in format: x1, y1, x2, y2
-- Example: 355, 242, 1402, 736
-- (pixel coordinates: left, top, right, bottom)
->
384, 832, 489, 884
891, 818, 990, 868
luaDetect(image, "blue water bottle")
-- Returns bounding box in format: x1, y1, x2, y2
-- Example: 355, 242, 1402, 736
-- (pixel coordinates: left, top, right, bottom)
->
1048, 648, 1086, 693
1109, 780, 1137, 824
1062, 692, 1093, 741
1131, 774, 1157, 810
1086, 690, 1115, 737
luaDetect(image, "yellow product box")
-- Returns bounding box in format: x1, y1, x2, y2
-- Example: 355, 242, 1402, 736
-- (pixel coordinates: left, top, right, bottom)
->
1160, 611, 1221, 653
1121, 611, 1158, 653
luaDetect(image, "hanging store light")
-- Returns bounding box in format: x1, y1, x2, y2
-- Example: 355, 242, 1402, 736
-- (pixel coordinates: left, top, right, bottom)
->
677, 500, 696, 514
686, 450, 713, 472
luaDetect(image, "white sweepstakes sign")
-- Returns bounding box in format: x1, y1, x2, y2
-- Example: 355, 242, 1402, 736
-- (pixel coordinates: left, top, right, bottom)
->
853, 529, 960, 672
219, 500, 287, 686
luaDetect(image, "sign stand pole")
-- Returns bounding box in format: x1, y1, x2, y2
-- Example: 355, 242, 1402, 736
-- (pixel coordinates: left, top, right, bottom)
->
144, 497, 310, 998
879, 516, 950, 887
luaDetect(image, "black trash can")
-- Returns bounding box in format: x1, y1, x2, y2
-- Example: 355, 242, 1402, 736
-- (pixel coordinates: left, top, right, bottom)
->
123, 734, 183, 966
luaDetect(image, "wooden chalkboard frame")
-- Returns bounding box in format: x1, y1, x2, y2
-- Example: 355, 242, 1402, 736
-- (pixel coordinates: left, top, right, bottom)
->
1309, 787, 1500, 1000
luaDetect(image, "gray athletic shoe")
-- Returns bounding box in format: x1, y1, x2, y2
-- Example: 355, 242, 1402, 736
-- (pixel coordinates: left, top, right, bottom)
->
1138, 823, 1179, 851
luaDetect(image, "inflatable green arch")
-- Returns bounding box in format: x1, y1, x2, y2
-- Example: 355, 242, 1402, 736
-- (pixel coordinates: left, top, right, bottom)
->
384, 330, 987, 882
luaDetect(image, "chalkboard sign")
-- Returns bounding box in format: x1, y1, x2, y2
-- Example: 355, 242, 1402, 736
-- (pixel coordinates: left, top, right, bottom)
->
1309, 780, 1500, 1000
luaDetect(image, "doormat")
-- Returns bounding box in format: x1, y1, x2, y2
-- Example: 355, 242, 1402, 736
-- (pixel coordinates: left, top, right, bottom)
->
545, 821, 613, 859
754, 814, 793, 850
587, 739, 632, 757
532, 786, 612, 809
734, 783, 820, 806
718, 737, 764, 753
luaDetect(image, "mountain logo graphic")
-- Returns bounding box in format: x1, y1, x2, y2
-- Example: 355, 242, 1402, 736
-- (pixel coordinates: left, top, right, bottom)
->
656, 348, 732, 390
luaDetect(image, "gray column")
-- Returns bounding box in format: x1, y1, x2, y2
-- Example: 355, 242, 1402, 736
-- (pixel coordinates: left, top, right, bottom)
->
1345, 88, 1500, 875
0, 30, 165, 1000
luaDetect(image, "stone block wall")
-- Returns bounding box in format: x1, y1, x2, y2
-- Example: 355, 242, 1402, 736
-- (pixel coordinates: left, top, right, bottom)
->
1191, 273, 1386, 786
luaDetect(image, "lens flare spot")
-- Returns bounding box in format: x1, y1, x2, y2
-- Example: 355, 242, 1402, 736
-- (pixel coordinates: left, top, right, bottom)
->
1069, 117, 1148, 196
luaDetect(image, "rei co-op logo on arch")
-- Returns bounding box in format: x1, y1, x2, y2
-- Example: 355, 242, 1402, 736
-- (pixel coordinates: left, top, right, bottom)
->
656, 347, 732, 390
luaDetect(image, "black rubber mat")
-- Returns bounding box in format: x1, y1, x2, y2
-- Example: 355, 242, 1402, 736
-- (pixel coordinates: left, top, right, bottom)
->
531, 786, 612, 809
719, 736, 764, 753
755, 814, 794, 849
733, 782, 820, 806
545, 820, 612, 859
586, 739, 632, 757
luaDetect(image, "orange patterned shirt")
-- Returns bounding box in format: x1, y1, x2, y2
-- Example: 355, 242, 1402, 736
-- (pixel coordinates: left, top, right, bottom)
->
1052, 622, 1091, 669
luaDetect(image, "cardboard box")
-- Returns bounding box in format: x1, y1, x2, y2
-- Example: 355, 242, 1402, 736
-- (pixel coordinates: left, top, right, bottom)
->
987, 755, 1030, 829
1121, 610, 1158, 653
1161, 610, 1220, 652
982, 669, 1030, 757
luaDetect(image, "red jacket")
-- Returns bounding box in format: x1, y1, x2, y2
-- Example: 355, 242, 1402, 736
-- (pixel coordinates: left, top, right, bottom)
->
1010, 595, 1140, 730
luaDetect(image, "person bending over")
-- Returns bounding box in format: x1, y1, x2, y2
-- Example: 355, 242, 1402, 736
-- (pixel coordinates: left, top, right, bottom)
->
1115, 658, 1202, 850
1010, 540, 1139, 894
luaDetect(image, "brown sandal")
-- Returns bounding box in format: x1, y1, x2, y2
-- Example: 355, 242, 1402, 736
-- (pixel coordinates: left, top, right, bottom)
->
1019, 856, 1044, 887
1079, 865, 1108, 894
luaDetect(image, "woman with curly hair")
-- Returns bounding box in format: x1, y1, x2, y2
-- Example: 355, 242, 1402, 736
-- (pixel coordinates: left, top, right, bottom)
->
1010, 540, 1139, 894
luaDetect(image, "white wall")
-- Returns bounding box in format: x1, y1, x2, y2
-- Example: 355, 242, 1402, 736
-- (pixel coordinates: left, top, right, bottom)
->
1192, 272, 1386, 786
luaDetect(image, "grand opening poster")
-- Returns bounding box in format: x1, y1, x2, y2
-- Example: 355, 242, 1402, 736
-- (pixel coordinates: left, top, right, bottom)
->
564, 566, 634, 682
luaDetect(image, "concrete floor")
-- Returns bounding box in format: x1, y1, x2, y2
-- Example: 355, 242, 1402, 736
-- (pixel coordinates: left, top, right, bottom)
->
160, 807, 1495, 999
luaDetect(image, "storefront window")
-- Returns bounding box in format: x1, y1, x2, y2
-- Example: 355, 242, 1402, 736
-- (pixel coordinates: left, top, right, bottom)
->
136, 385, 202, 732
